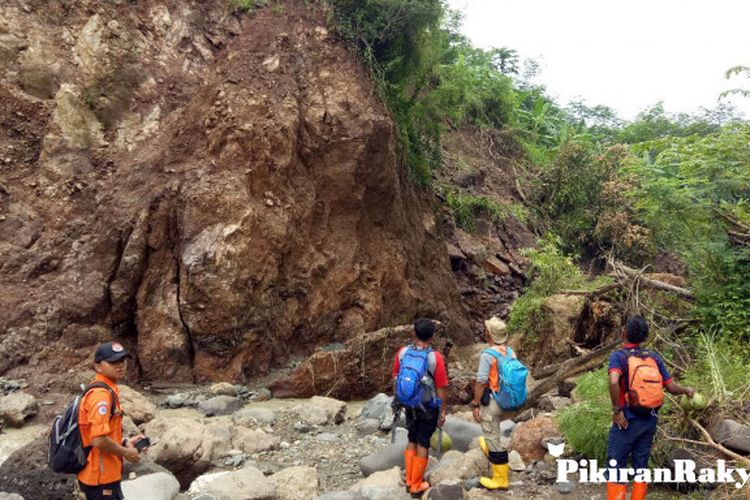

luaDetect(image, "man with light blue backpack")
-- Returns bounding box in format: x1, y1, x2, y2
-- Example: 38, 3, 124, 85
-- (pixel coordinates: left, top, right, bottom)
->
470, 316, 528, 490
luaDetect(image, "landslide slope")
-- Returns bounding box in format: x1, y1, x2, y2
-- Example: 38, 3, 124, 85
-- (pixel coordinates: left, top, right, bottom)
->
0, 0, 469, 384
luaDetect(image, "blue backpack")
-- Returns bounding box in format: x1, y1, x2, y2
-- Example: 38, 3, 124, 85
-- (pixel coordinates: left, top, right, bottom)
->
484, 347, 528, 410
395, 347, 436, 409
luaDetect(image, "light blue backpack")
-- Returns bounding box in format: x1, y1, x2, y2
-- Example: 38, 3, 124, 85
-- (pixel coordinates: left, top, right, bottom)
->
483, 347, 528, 410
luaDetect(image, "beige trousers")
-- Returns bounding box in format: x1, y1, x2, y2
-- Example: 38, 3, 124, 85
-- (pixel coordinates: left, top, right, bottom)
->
480, 397, 511, 453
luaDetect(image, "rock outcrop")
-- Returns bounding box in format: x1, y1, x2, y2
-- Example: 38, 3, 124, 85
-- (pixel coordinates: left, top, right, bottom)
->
0, 0, 469, 385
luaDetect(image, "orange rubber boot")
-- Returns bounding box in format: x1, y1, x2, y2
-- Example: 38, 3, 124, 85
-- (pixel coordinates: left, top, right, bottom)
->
607, 482, 628, 500
410, 456, 430, 497
404, 448, 416, 491
631, 482, 648, 500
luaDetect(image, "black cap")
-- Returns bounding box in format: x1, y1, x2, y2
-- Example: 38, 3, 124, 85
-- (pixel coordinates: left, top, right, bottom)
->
94, 342, 131, 363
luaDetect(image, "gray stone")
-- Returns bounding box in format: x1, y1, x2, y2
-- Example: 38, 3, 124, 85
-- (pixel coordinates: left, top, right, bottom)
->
0, 493, 24, 500
351, 467, 410, 500
165, 393, 187, 408
250, 388, 272, 402
121, 472, 180, 500
557, 379, 576, 398
362, 393, 393, 422
508, 450, 525, 472
442, 415, 482, 452
427, 481, 464, 499
0, 392, 38, 427
269, 465, 320, 500
188, 467, 275, 499
708, 419, 750, 454
537, 395, 572, 412
356, 418, 381, 436
209, 382, 237, 396
294, 396, 347, 426
514, 408, 541, 423
317, 432, 342, 443
315, 492, 367, 500
197, 395, 243, 417
233, 407, 276, 427
119, 385, 157, 424
429, 448, 488, 484
500, 419, 516, 437
463, 477, 481, 490
557, 480, 576, 494
359, 442, 406, 477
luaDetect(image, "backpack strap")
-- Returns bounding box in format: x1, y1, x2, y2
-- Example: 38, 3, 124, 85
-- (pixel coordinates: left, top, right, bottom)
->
83, 382, 118, 418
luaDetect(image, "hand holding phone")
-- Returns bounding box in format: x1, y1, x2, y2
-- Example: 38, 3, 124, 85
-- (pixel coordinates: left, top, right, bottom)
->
134, 436, 151, 452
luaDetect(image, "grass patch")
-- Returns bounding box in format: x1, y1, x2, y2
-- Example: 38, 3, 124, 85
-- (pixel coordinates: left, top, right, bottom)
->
442, 188, 527, 232
557, 367, 611, 462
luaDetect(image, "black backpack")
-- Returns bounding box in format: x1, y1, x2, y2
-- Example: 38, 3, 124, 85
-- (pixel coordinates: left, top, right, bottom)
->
48, 382, 117, 474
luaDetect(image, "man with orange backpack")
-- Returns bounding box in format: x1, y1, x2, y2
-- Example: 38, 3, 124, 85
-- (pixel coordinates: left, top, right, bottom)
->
471, 316, 528, 490
607, 316, 694, 500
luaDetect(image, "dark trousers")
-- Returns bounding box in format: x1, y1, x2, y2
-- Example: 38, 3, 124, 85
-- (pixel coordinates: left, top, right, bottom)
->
405, 407, 439, 449
606, 415, 658, 482
78, 481, 124, 500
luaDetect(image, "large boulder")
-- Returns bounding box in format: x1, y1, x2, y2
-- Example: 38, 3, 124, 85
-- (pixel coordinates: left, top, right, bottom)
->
510, 416, 561, 463
0, 436, 77, 499
143, 416, 279, 487
293, 396, 346, 426
708, 419, 750, 454
121, 472, 180, 500
118, 385, 157, 424
524, 295, 586, 367
350, 466, 410, 500
442, 416, 482, 452
0, 393, 37, 427
188, 467, 275, 500
428, 448, 488, 484
269, 466, 320, 500
359, 442, 406, 477
233, 407, 277, 427
427, 481, 465, 500
198, 396, 243, 417
270, 327, 449, 400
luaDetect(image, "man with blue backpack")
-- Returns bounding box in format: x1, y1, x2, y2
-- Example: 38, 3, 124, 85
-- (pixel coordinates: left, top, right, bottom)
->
471, 316, 528, 490
392, 318, 449, 497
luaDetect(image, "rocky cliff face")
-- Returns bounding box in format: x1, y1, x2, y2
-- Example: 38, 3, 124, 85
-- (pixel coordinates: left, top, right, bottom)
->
0, 0, 469, 384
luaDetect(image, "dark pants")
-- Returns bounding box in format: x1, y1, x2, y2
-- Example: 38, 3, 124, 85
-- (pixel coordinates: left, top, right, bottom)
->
78, 481, 124, 500
606, 415, 658, 482
405, 407, 439, 449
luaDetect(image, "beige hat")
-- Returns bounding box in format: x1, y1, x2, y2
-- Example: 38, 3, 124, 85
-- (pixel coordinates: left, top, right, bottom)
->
484, 316, 508, 344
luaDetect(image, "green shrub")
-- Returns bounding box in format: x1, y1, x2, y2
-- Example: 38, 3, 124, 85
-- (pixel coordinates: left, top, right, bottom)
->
680, 332, 750, 405
442, 188, 523, 232
230, 0, 265, 13
557, 368, 611, 462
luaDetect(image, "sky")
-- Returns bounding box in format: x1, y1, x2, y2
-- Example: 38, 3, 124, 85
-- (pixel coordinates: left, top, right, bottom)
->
446, 0, 750, 120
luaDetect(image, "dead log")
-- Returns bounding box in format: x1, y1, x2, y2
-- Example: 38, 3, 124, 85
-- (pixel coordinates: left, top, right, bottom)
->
612, 262, 695, 301
511, 339, 620, 416
560, 283, 622, 297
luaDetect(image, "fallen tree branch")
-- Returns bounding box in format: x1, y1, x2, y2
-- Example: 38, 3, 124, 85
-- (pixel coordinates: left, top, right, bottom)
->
560, 283, 622, 297
611, 262, 695, 301
689, 418, 750, 468
524, 339, 621, 406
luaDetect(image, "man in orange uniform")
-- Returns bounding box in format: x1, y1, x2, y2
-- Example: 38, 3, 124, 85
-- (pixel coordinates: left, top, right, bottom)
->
77, 342, 145, 499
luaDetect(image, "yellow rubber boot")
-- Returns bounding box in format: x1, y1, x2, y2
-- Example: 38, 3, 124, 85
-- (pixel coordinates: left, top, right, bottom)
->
480, 463, 509, 490
478, 436, 489, 457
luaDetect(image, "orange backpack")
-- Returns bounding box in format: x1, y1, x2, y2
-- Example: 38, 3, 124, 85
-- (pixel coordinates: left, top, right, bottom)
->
623, 349, 664, 412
